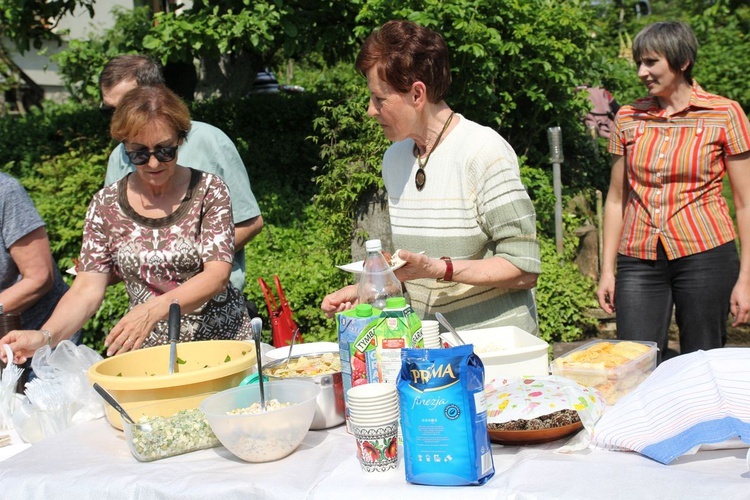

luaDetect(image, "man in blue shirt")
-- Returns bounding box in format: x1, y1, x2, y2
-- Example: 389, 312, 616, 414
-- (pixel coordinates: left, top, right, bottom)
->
98, 55, 263, 293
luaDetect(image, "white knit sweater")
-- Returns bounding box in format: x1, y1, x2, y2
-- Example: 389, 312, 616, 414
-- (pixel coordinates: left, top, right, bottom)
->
382, 114, 541, 333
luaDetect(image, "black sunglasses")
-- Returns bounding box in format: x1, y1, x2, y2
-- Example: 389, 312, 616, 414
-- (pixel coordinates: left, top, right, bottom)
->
125, 146, 179, 166
99, 103, 116, 118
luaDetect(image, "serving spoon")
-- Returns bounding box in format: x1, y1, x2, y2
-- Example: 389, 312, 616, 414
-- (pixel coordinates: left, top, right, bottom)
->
168, 301, 180, 374
250, 317, 266, 412
435, 312, 466, 346
283, 327, 301, 368
93, 382, 135, 425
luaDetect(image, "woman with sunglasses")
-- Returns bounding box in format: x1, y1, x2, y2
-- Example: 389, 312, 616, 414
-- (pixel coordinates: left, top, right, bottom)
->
1, 85, 252, 364
321, 21, 540, 333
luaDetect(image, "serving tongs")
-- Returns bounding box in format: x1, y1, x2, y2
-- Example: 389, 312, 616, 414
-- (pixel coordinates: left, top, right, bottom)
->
168, 301, 180, 374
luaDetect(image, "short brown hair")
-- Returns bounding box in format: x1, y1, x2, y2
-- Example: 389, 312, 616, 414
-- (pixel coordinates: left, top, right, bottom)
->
633, 21, 698, 84
110, 85, 191, 143
99, 55, 164, 92
355, 20, 451, 103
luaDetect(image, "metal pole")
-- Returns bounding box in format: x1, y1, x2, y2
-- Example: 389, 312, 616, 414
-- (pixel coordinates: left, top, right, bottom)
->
547, 127, 564, 257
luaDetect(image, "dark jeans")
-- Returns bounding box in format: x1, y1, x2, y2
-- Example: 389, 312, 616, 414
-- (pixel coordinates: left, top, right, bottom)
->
615, 241, 739, 361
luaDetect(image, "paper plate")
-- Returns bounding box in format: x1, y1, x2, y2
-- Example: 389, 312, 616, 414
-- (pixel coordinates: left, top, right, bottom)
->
335, 251, 421, 274
488, 420, 583, 446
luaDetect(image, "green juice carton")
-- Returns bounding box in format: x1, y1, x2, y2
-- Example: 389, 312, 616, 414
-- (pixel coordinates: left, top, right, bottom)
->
353, 297, 423, 385
337, 304, 382, 398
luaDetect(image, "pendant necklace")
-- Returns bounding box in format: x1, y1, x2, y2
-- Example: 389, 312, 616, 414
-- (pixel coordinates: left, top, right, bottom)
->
413, 111, 454, 191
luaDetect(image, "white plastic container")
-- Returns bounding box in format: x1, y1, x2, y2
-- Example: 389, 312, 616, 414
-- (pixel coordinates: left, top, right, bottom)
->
453, 326, 549, 384
550, 339, 657, 405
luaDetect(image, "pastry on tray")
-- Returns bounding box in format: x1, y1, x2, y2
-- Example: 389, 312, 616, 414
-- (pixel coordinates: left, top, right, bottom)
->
551, 340, 658, 405
488, 409, 580, 431
557, 341, 651, 370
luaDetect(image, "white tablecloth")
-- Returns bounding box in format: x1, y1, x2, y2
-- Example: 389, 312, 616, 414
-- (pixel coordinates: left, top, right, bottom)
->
0, 418, 747, 499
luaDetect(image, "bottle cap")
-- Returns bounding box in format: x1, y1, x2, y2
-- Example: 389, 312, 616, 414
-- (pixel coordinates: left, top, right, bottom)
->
355, 304, 374, 317
385, 297, 407, 308
364, 239, 382, 252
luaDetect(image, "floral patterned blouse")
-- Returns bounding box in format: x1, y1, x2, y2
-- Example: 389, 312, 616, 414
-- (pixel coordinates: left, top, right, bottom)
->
78, 169, 252, 346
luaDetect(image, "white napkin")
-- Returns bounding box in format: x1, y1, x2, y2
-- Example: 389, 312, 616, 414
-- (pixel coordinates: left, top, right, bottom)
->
591, 348, 750, 465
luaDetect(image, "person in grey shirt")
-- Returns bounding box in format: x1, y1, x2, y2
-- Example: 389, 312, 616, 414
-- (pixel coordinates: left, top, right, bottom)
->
0, 172, 80, 343
99, 55, 263, 292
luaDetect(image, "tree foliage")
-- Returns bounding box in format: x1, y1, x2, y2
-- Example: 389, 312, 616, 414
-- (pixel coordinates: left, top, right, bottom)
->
0, 0, 95, 111
7, 0, 749, 348
588, 0, 750, 112
51, 6, 154, 102
0, 0, 95, 53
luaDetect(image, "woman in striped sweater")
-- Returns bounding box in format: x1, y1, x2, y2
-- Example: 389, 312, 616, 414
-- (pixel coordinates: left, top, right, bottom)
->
322, 20, 541, 333
597, 21, 750, 361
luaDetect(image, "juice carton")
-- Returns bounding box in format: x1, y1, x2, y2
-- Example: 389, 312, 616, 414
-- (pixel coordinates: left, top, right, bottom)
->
352, 297, 423, 385
337, 304, 382, 397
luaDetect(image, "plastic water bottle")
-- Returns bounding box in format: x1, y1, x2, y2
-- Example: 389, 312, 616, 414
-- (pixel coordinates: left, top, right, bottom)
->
358, 239, 403, 310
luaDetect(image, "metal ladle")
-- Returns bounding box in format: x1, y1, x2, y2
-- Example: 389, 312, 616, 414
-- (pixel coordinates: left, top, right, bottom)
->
250, 317, 266, 411
435, 312, 466, 346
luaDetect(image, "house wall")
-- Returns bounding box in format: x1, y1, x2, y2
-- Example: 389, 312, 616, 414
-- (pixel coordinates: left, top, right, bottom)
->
7, 0, 134, 102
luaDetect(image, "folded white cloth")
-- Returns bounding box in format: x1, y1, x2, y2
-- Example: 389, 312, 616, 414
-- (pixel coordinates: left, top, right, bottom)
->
591, 348, 750, 464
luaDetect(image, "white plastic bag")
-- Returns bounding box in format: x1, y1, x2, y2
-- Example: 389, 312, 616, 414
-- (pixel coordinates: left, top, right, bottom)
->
13, 341, 105, 442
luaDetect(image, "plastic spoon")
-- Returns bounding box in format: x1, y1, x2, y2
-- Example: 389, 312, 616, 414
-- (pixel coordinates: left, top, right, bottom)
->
93, 383, 135, 425
435, 312, 466, 346
250, 317, 266, 411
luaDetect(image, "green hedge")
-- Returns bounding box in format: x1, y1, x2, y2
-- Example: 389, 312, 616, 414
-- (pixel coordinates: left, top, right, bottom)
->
0, 93, 352, 350
1, 92, 600, 352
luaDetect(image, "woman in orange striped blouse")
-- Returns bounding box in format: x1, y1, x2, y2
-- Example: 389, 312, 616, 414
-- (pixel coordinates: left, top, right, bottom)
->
597, 21, 750, 362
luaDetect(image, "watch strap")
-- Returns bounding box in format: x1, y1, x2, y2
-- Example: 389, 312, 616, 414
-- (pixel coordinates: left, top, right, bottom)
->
439, 256, 453, 282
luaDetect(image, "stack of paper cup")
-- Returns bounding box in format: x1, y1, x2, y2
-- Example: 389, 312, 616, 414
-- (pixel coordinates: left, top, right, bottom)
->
421, 320, 441, 348
346, 383, 399, 473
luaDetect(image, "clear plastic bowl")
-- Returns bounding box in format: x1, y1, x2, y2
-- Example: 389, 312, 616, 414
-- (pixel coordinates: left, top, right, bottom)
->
199, 379, 319, 462
122, 395, 220, 462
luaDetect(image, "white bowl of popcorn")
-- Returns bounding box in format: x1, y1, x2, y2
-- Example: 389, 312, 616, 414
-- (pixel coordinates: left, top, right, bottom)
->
199, 379, 319, 462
